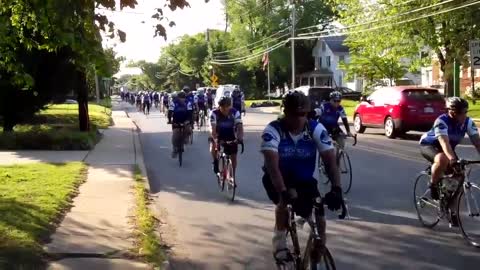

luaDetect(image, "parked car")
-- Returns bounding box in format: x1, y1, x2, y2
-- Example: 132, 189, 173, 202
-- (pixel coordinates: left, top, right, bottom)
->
336, 86, 362, 101
353, 86, 445, 138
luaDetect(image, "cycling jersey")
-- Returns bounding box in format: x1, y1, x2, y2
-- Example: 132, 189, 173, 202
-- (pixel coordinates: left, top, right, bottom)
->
232, 95, 243, 112
143, 95, 151, 103
210, 108, 242, 141
420, 113, 478, 149
153, 93, 159, 101
207, 93, 214, 104
163, 95, 169, 104
186, 93, 195, 105
261, 120, 334, 182
315, 102, 347, 132
196, 94, 206, 105
169, 100, 193, 124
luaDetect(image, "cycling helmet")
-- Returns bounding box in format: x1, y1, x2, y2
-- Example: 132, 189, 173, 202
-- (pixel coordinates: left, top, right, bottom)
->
446, 97, 468, 112
282, 90, 311, 114
197, 89, 205, 95
177, 91, 186, 99
182, 86, 190, 92
232, 88, 241, 96
329, 91, 342, 100
218, 96, 232, 107
171, 91, 178, 98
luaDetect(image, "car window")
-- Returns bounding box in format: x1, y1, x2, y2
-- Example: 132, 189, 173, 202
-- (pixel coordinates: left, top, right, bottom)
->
402, 89, 443, 101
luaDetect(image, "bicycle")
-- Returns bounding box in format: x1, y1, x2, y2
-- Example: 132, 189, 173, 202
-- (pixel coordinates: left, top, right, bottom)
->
281, 195, 347, 270
414, 159, 480, 247
319, 134, 357, 194
216, 140, 244, 202
172, 123, 190, 167
198, 109, 207, 131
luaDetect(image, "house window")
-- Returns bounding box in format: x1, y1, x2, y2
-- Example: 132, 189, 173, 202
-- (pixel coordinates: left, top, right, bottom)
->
339, 55, 345, 63
322, 41, 326, 52
326, 56, 331, 67
318, 57, 322, 67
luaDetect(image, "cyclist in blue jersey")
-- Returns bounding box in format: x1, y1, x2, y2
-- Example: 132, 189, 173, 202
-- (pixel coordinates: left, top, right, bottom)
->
209, 96, 244, 176
420, 97, 480, 201
206, 88, 215, 111
315, 91, 353, 149
143, 93, 151, 115
231, 88, 244, 116
183, 87, 196, 128
261, 91, 343, 266
168, 92, 193, 158
195, 89, 208, 129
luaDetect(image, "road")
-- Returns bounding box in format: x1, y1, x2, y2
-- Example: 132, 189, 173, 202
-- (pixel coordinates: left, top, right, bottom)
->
128, 105, 480, 270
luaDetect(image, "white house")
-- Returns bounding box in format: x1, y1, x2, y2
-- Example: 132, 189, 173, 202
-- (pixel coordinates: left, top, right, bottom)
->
297, 35, 363, 91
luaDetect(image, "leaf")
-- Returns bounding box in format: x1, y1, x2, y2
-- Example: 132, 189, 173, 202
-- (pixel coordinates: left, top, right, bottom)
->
169, 21, 176, 27
120, 0, 138, 10
117, 30, 126, 42
154, 24, 167, 40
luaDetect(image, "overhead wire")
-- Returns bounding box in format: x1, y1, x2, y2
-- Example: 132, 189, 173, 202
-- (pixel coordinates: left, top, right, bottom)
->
213, 28, 289, 55
212, 0, 480, 64
299, 0, 456, 36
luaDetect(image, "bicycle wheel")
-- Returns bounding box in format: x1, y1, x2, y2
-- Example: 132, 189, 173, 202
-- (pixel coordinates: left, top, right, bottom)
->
339, 151, 353, 194
413, 172, 440, 228
218, 156, 226, 192
305, 246, 336, 270
226, 158, 236, 201
178, 146, 183, 167
458, 182, 480, 247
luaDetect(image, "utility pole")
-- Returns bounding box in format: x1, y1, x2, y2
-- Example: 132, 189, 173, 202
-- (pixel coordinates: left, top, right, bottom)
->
290, 0, 296, 90
95, 71, 100, 103
267, 52, 271, 102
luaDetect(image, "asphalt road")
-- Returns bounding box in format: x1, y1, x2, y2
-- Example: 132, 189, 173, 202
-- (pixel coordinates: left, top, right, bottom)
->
128, 105, 480, 270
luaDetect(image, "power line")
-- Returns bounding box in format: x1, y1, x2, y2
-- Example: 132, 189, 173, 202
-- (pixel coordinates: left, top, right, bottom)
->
212, 38, 288, 63
211, 0, 480, 65
213, 30, 290, 56
296, 0, 480, 40
299, 0, 456, 36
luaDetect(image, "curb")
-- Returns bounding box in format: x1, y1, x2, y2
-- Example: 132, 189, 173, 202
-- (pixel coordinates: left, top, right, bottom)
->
124, 109, 172, 270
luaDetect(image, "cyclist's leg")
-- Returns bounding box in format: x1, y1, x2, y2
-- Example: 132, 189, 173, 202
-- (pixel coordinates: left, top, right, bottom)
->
420, 144, 449, 199
171, 127, 180, 157
335, 131, 346, 150
209, 138, 219, 173
184, 123, 192, 145
225, 144, 239, 179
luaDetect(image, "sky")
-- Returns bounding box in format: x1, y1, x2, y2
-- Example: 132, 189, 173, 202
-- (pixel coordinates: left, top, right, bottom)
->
98, 0, 225, 66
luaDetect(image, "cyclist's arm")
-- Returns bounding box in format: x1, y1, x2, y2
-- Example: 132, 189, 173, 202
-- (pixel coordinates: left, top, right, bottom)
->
314, 124, 341, 187
466, 118, 480, 154
339, 107, 350, 134
261, 126, 286, 193
210, 111, 218, 140
433, 118, 455, 160
234, 110, 244, 141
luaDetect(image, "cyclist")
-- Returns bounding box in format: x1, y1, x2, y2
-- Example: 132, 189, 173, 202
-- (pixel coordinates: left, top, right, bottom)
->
195, 89, 208, 128
168, 91, 193, 158
184, 87, 196, 129
143, 92, 151, 115
206, 88, 215, 111
162, 92, 170, 114
420, 97, 480, 202
135, 93, 142, 111
153, 91, 160, 109
209, 96, 244, 176
315, 91, 353, 149
231, 88, 244, 116
261, 90, 343, 266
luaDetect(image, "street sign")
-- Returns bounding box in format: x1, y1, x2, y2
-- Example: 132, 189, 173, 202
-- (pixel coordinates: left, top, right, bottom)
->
470, 40, 480, 69
210, 73, 218, 87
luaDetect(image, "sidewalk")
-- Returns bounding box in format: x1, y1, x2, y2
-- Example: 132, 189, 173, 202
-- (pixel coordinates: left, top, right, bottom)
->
44, 104, 151, 269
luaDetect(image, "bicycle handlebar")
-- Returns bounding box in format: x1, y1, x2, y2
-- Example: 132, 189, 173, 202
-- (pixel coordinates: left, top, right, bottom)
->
351, 134, 357, 146
217, 140, 245, 154
456, 159, 480, 166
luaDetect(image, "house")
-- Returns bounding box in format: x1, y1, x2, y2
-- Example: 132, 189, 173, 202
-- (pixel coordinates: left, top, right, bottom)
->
297, 35, 362, 91
421, 59, 480, 95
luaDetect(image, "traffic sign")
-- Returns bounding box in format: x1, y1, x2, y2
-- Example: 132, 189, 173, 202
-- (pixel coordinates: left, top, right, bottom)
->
470, 40, 480, 69
211, 74, 218, 83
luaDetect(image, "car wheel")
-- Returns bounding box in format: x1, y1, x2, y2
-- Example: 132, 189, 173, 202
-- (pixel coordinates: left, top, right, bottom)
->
354, 114, 366, 133
384, 117, 397, 138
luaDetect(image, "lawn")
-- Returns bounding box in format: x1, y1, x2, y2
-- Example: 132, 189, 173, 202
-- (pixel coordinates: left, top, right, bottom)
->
0, 162, 87, 269
0, 103, 112, 150
468, 101, 480, 119
245, 99, 281, 108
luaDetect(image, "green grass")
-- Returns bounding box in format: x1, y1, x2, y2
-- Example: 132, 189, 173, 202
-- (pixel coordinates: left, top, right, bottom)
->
341, 100, 359, 118
245, 99, 281, 108
0, 162, 87, 269
133, 166, 165, 267
0, 103, 111, 150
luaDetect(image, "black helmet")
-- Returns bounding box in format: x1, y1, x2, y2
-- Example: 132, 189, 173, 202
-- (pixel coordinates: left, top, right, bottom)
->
177, 91, 186, 99
446, 97, 468, 112
329, 91, 342, 100
282, 90, 311, 114
218, 96, 232, 107
183, 86, 190, 92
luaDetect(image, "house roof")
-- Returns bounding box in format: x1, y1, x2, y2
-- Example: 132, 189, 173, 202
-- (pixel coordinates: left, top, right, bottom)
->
323, 36, 349, 53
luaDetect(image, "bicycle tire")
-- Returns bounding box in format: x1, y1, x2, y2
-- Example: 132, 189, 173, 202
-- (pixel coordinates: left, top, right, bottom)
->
218, 156, 226, 192
457, 183, 480, 248
413, 172, 440, 228
340, 152, 353, 194
178, 147, 183, 167
226, 158, 236, 201
306, 246, 336, 270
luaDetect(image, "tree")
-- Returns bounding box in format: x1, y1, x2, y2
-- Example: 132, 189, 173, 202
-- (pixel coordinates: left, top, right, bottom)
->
331, 0, 480, 95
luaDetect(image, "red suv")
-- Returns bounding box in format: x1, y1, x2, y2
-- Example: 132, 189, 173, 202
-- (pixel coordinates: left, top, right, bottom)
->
353, 86, 445, 138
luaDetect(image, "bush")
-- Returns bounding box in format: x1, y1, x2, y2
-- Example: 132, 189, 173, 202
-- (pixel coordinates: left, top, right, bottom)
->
0, 125, 101, 150
97, 97, 112, 109
250, 101, 281, 108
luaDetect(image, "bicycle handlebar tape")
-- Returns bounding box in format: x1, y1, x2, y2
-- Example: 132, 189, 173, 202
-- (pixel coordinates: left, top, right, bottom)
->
240, 142, 245, 154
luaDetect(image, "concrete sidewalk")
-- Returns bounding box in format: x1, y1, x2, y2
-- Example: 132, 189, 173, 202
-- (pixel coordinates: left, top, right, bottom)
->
45, 104, 151, 269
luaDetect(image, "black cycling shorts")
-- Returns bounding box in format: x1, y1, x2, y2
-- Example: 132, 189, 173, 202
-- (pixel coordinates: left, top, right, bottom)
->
262, 174, 320, 218
420, 144, 443, 163
209, 138, 239, 156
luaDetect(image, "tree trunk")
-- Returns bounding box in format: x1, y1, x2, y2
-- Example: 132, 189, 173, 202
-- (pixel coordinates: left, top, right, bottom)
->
2, 117, 15, 132
77, 70, 90, 131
